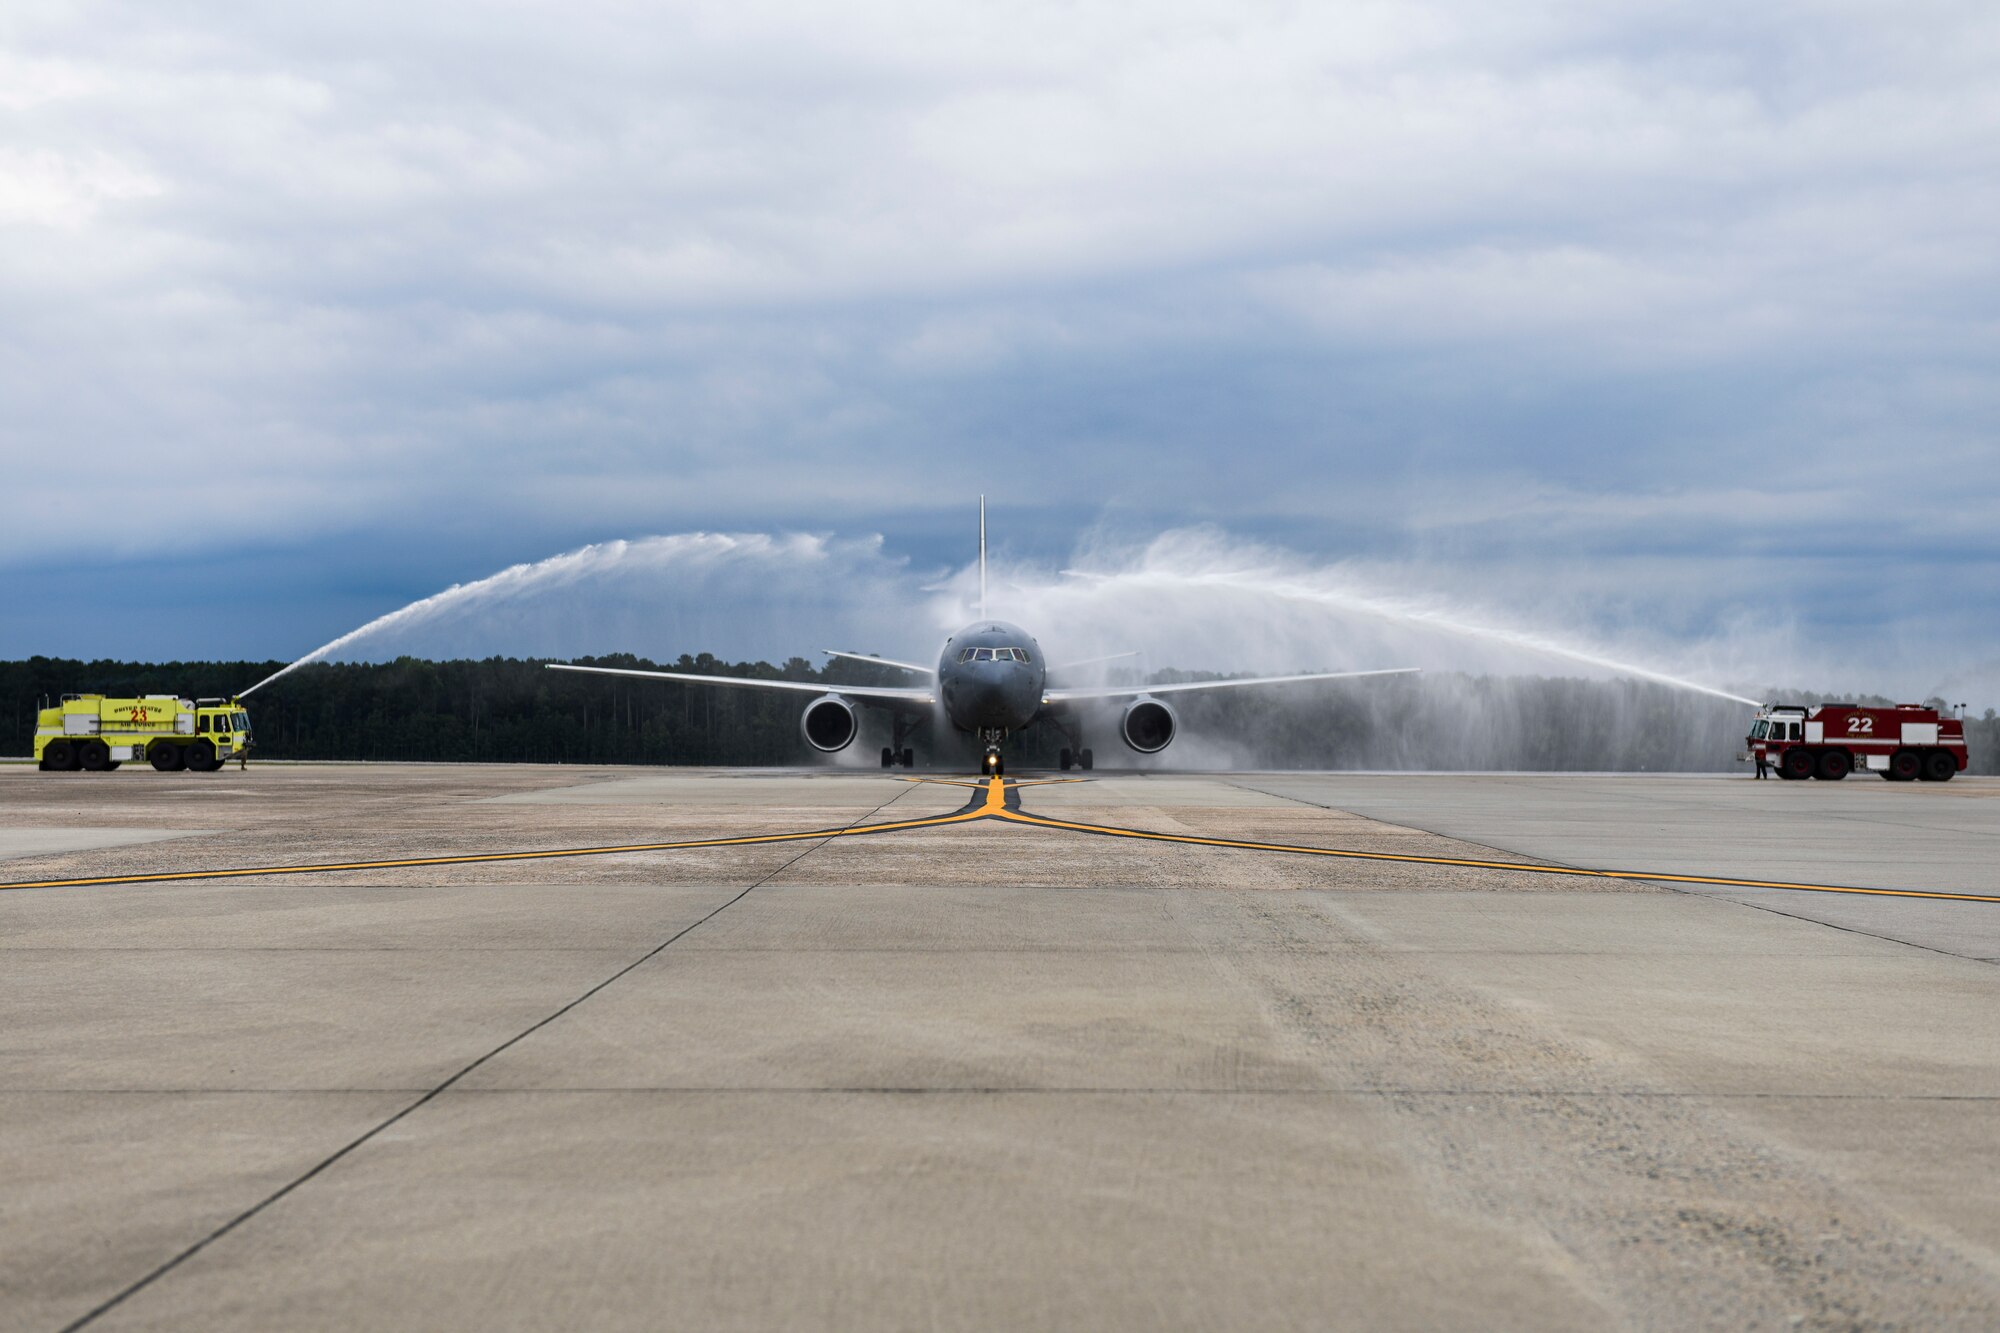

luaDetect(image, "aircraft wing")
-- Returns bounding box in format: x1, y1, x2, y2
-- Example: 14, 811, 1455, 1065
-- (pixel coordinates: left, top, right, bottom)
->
1044, 667, 1419, 704
547, 663, 934, 710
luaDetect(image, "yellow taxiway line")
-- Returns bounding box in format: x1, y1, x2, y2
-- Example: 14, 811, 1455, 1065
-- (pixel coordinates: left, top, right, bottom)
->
1, 773, 1994, 904
989, 807, 2000, 904
0, 805, 990, 892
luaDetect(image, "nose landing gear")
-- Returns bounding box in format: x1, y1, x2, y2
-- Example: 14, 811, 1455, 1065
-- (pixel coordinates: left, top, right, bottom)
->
975, 728, 1008, 776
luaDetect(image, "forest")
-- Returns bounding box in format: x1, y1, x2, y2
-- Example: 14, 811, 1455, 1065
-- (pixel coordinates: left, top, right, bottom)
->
4, 656, 1992, 774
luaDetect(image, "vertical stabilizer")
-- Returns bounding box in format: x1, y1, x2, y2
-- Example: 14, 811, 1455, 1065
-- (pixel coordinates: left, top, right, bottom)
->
979, 495, 987, 620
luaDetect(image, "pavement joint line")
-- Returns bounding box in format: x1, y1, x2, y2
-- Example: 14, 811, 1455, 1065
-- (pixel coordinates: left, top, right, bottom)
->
1671, 888, 2000, 968
10, 1087, 1999, 1100
1216, 777, 2000, 906
52, 779, 921, 1333
7, 775, 1997, 905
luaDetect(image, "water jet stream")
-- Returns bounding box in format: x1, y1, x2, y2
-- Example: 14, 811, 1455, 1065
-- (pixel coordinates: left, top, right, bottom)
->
240, 532, 835, 697
1054, 565, 1761, 707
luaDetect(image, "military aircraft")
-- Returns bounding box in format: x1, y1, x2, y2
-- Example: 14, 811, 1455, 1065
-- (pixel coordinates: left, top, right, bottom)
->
548, 502, 1417, 773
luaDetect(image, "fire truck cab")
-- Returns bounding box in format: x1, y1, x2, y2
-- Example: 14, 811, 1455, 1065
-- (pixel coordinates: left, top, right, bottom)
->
1746, 702, 1967, 782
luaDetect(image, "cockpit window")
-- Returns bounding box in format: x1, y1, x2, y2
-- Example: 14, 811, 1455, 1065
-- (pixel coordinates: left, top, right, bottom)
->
958, 646, 1030, 663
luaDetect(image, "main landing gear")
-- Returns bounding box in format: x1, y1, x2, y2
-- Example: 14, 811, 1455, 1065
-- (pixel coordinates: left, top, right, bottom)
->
1046, 714, 1092, 771
879, 713, 921, 768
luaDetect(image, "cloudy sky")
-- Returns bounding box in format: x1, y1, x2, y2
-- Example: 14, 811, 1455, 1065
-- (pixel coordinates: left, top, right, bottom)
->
3, 1, 1997, 701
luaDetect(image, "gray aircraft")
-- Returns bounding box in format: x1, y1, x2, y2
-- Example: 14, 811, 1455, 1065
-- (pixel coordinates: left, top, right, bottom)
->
548, 502, 1416, 773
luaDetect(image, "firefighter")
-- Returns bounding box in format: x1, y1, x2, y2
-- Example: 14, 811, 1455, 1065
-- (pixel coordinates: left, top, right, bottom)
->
1754, 749, 1768, 780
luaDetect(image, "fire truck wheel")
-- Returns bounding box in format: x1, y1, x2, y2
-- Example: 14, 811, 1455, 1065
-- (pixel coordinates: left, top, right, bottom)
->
41, 741, 74, 770
1921, 751, 1956, 782
186, 740, 219, 772
1778, 749, 1813, 780
78, 740, 112, 771
150, 744, 186, 772
1886, 750, 1921, 782
1815, 750, 1851, 781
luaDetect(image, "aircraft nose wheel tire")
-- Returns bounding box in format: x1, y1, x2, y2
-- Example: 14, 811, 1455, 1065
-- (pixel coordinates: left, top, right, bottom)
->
983, 752, 1004, 776
881, 747, 895, 768
1059, 747, 1073, 771
1080, 748, 1093, 771
900, 749, 914, 768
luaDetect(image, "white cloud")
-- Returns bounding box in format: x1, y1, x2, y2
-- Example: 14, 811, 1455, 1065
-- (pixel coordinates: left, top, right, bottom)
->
0, 146, 159, 225
1, 0, 1997, 677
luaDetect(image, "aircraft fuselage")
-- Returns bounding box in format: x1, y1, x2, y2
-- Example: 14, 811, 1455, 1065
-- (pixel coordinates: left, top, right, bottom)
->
937, 620, 1046, 739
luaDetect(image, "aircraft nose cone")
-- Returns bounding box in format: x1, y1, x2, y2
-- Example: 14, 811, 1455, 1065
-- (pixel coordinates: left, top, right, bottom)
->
967, 676, 1004, 711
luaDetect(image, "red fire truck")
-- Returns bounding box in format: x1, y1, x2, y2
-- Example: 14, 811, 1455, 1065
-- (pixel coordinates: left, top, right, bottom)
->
1745, 703, 1968, 782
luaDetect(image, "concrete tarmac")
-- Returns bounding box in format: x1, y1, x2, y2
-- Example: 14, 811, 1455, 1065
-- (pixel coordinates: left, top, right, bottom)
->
1, 763, 1996, 1330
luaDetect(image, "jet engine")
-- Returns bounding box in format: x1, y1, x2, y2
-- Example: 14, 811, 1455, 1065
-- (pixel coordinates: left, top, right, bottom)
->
800, 694, 860, 752
1120, 696, 1178, 753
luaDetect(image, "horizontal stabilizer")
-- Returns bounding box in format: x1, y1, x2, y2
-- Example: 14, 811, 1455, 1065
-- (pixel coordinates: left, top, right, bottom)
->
547, 662, 932, 706
1048, 650, 1139, 674
1045, 666, 1419, 705
822, 650, 934, 676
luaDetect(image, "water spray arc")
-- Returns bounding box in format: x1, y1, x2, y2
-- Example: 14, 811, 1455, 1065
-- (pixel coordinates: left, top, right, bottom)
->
234, 520, 1766, 777
239, 532, 843, 699
1053, 564, 1761, 708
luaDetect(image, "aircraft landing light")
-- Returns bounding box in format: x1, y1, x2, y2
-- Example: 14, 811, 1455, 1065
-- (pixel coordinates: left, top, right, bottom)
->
2, 775, 1996, 905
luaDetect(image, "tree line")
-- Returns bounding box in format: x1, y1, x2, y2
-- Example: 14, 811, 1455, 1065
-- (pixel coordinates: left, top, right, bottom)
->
3, 655, 1991, 773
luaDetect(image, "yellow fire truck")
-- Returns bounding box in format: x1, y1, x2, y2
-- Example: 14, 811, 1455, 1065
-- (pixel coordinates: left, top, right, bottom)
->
34, 695, 252, 772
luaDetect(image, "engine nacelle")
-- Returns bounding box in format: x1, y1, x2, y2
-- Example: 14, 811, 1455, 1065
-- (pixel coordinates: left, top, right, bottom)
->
1120, 696, 1178, 754
800, 694, 860, 752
